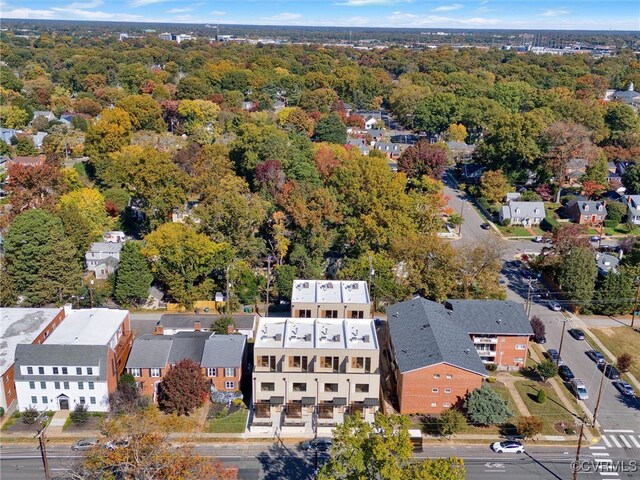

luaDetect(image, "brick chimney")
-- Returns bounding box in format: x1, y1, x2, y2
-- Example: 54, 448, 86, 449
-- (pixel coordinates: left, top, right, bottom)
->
153, 324, 164, 335
194, 321, 201, 332
227, 324, 235, 334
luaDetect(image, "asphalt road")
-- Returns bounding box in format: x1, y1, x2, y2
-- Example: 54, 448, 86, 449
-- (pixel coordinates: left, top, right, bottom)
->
4, 443, 633, 480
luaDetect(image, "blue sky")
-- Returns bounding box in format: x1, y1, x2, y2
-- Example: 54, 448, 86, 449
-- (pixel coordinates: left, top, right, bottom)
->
2, 1, 639, 30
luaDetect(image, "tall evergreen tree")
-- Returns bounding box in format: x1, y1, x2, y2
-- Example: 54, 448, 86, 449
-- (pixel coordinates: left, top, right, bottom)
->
3, 209, 82, 306
114, 242, 153, 306
558, 246, 597, 313
594, 270, 633, 315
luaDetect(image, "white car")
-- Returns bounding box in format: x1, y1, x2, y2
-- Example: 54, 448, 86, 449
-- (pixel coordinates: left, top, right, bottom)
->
549, 302, 562, 312
492, 441, 525, 453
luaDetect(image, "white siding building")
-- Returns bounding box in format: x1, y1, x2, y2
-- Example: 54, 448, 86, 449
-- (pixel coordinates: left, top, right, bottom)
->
13, 309, 133, 412
291, 280, 371, 319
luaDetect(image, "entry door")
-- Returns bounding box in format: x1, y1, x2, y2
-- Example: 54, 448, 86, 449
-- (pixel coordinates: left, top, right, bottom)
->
59, 396, 69, 410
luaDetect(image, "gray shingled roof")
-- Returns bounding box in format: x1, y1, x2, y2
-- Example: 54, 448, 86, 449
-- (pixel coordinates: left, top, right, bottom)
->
125, 335, 173, 368
201, 335, 246, 368
444, 300, 534, 335
167, 332, 212, 363
14, 344, 109, 381
386, 298, 486, 376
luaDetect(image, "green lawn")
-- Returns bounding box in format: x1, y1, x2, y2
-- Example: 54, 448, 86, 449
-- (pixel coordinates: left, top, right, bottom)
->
497, 225, 533, 237
587, 327, 640, 382
514, 381, 579, 436
489, 383, 520, 418
205, 408, 248, 433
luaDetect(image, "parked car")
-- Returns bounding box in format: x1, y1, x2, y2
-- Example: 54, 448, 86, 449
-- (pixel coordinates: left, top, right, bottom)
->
558, 365, 575, 382
106, 439, 130, 451
534, 335, 547, 345
547, 349, 563, 365
568, 329, 585, 341
586, 350, 606, 365
491, 441, 524, 453
613, 381, 635, 396
534, 236, 544, 243
590, 236, 601, 242
72, 438, 99, 451
549, 302, 562, 312
570, 379, 589, 400
481, 223, 491, 230
600, 364, 621, 380
300, 437, 332, 451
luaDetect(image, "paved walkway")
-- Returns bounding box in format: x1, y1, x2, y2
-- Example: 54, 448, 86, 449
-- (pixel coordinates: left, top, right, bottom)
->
47, 410, 68, 435
495, 373, 530, 417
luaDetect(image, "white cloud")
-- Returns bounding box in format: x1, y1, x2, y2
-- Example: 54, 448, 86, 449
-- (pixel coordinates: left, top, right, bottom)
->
540, 9, 570, 17
210, 11, 227, 16
262, 12, 302, 21
50, 6, 144, 21
167, 7, 193, 13
433, 4, 463, 12
1, 7, 57, 19
129, 0, 166, 7
336, 0, 408, 6
68, 0, 103, 8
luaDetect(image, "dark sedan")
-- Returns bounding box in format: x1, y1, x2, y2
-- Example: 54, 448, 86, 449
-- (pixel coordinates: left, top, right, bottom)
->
480, 223, 491, 230
599, 364, 621, 380
568, 329, 585, 341
559, 365, 575, 382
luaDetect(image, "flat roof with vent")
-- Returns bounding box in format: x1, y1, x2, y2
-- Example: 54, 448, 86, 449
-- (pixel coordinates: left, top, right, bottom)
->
44, 308, 128, 346
291, 280, 369, 304
255, 317, 377, 350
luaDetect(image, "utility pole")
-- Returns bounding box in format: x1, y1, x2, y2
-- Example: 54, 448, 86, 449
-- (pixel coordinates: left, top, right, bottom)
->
226, 264, 231, 314
572, 418, 586, 480
36, 427, 51, 480
458, 201, 464, 236
557, 318, 569, 365
592, 362, 608, 426
526, 279, 533, 319
368, 254, 375, 319
265, 256, 272, 317
632, 280, 640, 328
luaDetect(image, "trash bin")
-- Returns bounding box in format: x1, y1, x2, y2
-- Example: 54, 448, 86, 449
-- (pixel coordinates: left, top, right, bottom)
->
204, 307, 209, 313
244, 306, 251, 313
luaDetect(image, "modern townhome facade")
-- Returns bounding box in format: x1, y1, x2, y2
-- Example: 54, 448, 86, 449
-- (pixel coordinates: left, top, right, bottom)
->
13, 309, 133, 412
565, 198, 607, 225
290, 280, 371, 320
386, 298, 533, 415
0, 306, 69, 412
126, 332, 246, 401
251, 317, 380, 435
499, 201, 546, 226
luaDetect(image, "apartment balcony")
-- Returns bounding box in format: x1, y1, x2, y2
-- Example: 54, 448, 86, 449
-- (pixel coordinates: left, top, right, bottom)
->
476, 349, 496, 356
472, 336, 497, 344
114, 331, 134, 375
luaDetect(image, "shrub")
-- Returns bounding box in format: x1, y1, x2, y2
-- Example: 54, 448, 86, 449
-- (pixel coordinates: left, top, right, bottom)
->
541, 217, 558, 232
485, 363, 498, 372
0, 406, 4, 418
232, 398, 244, 407
516, 415, 544, 439
537, 359, 558, 381
617, 353, 633, 373
486, 377, 497, 383
463, 385, 512, 426
70, 404, 89, 425
560, 195, 576, 205
22, 406, 39, 425
604, 219, 619, 228
536, 389, 547, 404
502, 218, 511, 227
565, 428, 576, 435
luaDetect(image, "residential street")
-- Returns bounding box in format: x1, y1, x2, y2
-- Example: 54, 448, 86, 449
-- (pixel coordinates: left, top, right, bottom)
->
3, 443, 634, 480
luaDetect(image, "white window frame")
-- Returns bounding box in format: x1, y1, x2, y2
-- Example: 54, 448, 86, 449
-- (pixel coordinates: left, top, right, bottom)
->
207, 368, 217, 377
130, 368, 141, 377
445, 388, 452, 394
432, 388, 439, 393
431, 402, 437, 407
31, 396, 37, 404
150, 368, 161, 378
515, 344, 527, 350
224, 367, 235, 377
446, 374, 453, 379
433, 374, 440, 379
225, 381, 235, 389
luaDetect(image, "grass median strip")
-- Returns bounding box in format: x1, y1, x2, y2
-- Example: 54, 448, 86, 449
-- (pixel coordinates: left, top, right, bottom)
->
587, 326, 640, 382
205, 409, 248, 434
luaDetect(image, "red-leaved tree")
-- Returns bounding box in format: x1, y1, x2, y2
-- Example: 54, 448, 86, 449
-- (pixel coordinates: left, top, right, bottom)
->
5, 163, 66, 218
397, 140, 448, 181
256, 159, 286, 197
157, 359, 208, 416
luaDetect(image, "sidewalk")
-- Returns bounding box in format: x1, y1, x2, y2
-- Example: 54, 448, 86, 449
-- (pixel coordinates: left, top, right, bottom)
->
495, 373, 530, 417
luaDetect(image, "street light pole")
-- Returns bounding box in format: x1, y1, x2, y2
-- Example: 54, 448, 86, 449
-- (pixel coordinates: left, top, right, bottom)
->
572, 417, 587, 480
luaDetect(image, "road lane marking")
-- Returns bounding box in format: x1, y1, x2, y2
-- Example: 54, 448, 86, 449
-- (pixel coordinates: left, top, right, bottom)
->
603, 429, 634, 433
599, 473, 619, 477
609, 436, 622, 448
601, 436, 612, 447
619, 435, 632, 448
589, 446, 606, 450
630, 436, 640, 448
592, 452, 610, 456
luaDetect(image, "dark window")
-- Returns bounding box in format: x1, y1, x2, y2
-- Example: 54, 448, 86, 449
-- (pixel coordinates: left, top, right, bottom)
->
53, 367, 59, 374
324, 383, 338, 392
62, 367, 68, 375
27, 367, 33, 375
261, 383, 275, 391
87, 367, 93, 375
355, 384, 369, 393
38, 367, 44, 374
76, 367, 82, 375
292, 383, 307, 392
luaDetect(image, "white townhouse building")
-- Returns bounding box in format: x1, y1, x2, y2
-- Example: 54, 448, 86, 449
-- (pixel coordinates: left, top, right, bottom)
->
291, 279, 371, 320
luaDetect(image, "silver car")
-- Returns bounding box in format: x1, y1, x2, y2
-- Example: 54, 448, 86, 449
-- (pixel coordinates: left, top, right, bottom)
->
72, 438, 99, 451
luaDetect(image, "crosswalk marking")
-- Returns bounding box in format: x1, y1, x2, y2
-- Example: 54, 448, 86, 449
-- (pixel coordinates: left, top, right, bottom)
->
592, 452, 609, 456
619, 435, 632, 448
630, 436, 640, 448
589, 446, 606, 450
602, 435, 612, 447
603, 429, 634, 433
609, 436, 622, 448
599, 473, 619, 477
